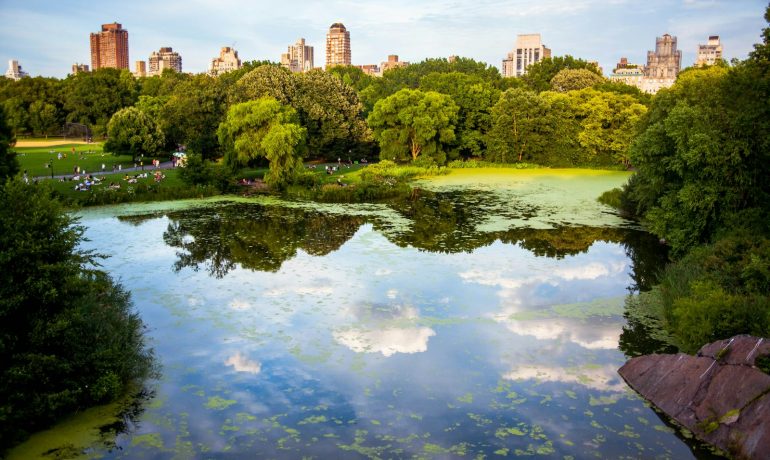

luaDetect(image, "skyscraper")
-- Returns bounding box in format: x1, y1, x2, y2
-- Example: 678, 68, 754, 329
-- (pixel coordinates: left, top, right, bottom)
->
326, 23, 351, 69
696, 36, 723, 67
502, 34, 551, 77
209, 47, 242, 76
281, 38, 314, 73
148, 47, 182, 76
645, 34, 681, 79
90, 23, 129, 70
134, 61, 147, 78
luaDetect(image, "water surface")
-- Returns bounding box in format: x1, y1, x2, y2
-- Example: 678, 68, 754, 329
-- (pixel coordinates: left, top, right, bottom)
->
13, 170, 712, 459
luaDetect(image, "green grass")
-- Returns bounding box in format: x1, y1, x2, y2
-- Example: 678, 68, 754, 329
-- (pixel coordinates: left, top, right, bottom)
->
14, 143, 160, 178
41, 169, 219, 207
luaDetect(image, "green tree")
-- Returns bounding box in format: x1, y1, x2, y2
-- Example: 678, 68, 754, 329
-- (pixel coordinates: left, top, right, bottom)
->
550, 68, 606, 92
231, 65, 296, 105
568, 88, 647, 166
1, 97, 28, 135
419, 72, 501, 158
486, 88, 557, 163
0, 106, 18, 181
27, 100, 59, 137
217, 97, 307, 188
160, 74, 226, 157
104, 107, 165, 161
367, 88, 459, 164
0, 179, 154, 450
521, 56, 602, 92
293, 69, 370, 159
63, 68, 138, 137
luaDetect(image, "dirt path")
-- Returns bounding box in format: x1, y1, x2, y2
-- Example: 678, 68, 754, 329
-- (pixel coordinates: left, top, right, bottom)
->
16, 140, 93, 147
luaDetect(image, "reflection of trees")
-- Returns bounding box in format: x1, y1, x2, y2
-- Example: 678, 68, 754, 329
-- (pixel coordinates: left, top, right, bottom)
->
160, 203, 364, 277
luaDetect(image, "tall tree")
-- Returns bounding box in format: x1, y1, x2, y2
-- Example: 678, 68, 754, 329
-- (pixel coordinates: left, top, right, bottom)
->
217, 97, 307, 188
63, 68, 137, 137
160, 74, 226, 157
419, 72, 501, 158
0, 106, 18, 181
104, 107, 165, 161
486, 88, 557, 163
367, 88, 459, 164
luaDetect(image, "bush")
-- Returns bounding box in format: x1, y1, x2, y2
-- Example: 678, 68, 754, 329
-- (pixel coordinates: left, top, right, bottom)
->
0, 179, 155, 451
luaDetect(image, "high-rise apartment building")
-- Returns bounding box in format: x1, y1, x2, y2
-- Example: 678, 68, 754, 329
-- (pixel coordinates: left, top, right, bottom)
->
5, 60, 28, 80
326, 23, 351, 68
71, 63, 89, 74
148, 47, 182, 76
90, 23, 129, 70
502, 34, 551, 77
209, 47, 242, 76
696, 35, 723, 67
134, 61, 147, 78
281, 38, 314, 73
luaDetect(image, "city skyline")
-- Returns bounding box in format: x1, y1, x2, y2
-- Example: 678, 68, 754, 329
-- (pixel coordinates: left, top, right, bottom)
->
0, 0, 767, 78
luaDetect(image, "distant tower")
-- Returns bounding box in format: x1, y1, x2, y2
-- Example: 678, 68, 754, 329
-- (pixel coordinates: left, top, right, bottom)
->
696, 36, 723, 67
209, 47, 242, 76
326, 23, 351, 69
502, 34, 551, 77
148, 47, 182, 76
281, 38, 314, 73
71, 63, 90, 75
134, 60, 147, 77
645, 34, 681, 79
5, 60, 29, 80
90, 22, 129, 70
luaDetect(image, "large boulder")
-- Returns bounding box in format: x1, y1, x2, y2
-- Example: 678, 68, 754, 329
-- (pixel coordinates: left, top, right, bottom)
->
619, 335, 770, 459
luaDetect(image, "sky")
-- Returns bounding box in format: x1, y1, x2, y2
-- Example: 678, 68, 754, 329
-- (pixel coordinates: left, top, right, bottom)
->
0, 0, 767, 78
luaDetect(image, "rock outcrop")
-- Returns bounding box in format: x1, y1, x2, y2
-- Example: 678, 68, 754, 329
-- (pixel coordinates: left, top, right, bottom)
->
618, 335, 770, 459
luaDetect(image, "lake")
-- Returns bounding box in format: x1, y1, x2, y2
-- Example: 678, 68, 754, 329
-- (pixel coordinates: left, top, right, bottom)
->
10, 169, 718, 459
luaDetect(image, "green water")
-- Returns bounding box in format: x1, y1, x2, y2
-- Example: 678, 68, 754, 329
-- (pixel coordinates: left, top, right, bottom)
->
10, 170, 718, 459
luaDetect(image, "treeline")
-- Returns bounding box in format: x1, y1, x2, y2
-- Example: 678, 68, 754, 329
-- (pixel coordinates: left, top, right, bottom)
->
0, 54, 651, 172
619, 6, 770, 352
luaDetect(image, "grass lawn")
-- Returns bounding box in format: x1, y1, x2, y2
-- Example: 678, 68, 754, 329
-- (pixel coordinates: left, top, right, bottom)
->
14, 143, 162, 178
40, 168, 216, 206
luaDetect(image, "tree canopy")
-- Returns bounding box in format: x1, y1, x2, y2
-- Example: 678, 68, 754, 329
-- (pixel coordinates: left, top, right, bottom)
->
218, 97, 307, 188
104, 107, 165, 161
367, 88, 459, 164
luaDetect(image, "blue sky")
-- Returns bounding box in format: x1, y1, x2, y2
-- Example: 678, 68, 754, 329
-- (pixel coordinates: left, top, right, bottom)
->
0, 0, 767, 78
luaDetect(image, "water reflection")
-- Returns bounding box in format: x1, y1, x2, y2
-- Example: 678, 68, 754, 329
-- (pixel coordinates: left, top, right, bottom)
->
29, 177, 706, 459
143, 191, 666, 290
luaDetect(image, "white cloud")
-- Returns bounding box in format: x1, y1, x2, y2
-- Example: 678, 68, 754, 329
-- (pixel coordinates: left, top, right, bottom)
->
503, 363, 626, 393
333, 326, 436, 357
225, 352, 262, 374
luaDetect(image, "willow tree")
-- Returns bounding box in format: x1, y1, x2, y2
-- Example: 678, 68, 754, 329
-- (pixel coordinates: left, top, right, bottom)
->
217, 97, 306, 188
367, 88, 458, 164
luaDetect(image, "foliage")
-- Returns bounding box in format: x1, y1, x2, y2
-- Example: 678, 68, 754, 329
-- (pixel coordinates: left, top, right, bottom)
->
367, 89, 459, 164
624, 62, 768, 254
159, 74, 226, 158
0, 106, 18, 181
550, 68, 606, 92
178, 152, 214, 186
486, 88, 558, 163
63, 68, 138, 137
567, 88, 647, 166
419, 72, 500, 158
104, 107, 165, 161
218, 98, 306, 189
653, 234, 770, 353
0, 179, 154, 451
521, 55, 602, 93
